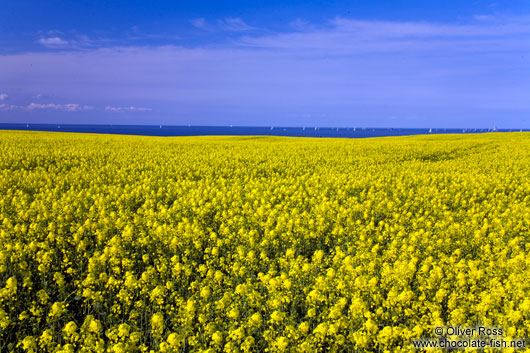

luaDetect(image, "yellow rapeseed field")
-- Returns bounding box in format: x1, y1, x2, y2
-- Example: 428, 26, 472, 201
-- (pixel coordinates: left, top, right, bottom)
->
0, 131, 529, 352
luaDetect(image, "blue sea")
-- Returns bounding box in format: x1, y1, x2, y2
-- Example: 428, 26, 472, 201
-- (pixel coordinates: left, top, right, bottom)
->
0, 124, 520, 138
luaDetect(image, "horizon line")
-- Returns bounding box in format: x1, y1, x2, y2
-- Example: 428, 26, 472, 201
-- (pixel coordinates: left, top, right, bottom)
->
0, 123, 522, 131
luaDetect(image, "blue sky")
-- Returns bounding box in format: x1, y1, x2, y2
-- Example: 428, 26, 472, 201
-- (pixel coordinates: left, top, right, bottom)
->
1, 0, 529, 128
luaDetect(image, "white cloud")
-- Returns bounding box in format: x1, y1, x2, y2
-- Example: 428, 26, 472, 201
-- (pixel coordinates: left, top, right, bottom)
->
289, 18, 313, 31
38, 37, 70, 48
0, 103, 18, 111
105, 106, 152, 112
190, 18, 207, 29
27, 103, 93, 111
0, 103, 93, 111
0, 93, 7, 101
473, 14, 495, 21
75, 34, 93, 46
191, 17, 256, 31
220, 17, 255, 31
237, 16, 530, 52
37, 34, 95, 49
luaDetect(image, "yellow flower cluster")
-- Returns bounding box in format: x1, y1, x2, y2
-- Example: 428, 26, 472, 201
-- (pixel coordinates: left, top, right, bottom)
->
1, 131, 530, 352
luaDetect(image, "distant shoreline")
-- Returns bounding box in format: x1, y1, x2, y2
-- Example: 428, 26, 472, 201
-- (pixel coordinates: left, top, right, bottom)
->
0, 124, 522, 138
